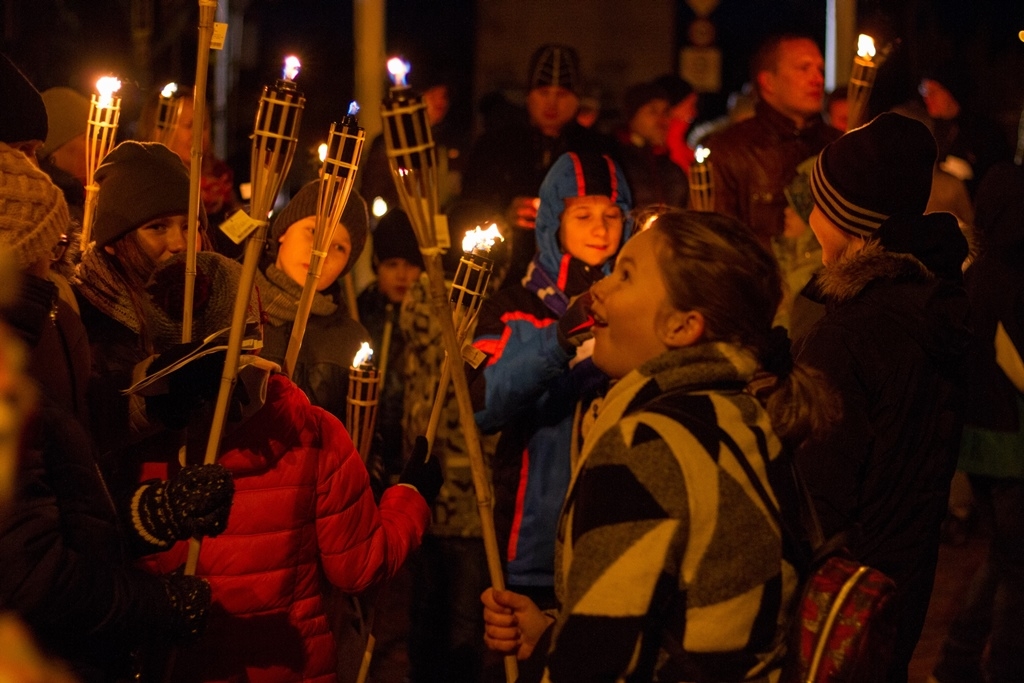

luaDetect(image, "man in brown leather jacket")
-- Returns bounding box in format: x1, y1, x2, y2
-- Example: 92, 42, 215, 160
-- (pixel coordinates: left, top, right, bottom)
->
707, 34, 841, 249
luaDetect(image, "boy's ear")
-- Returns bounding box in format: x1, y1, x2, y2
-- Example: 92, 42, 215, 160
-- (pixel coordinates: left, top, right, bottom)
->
660, 308, 704, 348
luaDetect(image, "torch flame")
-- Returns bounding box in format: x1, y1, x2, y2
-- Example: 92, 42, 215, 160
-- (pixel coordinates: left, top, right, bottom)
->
462, 223, 504, 253
283, 55, 302, 81
160, 82, 178, 99
352, 342, 374, 368
348, 101, 360, 117
318, 143, 328, 163
96, 76, 122, 108
857, 34, 877, 59
695, 145, 711, 163
387, 57, 410, 87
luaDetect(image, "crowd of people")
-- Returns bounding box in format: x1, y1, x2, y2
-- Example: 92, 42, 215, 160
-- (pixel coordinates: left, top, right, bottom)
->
0, 25, 1020, 683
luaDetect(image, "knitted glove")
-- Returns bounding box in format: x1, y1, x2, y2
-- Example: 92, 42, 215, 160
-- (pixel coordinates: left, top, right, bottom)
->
160, 573, 212, 644
131, 464, 234, 548
398, 436, 443, 505
556, 291, 596, 353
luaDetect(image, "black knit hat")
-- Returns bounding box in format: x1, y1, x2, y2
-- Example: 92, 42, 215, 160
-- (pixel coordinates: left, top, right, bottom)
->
0, 53, 47, 145
270, 181, 368, 277
92, 141, 206, 248
527, 44, 581, 95
810, 113, 935, 238
372, 209, 424, 269
622, 82, 669, 124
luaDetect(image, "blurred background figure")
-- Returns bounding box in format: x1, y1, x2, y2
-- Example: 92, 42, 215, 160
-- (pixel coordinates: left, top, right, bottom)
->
38, 86, 90, 222
614, 80, 688, 210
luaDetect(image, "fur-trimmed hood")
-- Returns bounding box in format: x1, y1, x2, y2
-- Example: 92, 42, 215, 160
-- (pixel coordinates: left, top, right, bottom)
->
817, 239, 933, 303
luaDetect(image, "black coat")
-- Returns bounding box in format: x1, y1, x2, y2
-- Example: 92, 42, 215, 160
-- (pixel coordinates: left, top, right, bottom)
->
794, 216, 970, 680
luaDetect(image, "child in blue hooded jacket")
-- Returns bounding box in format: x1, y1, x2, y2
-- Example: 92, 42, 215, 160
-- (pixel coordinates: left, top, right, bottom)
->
470, 151, 632, 605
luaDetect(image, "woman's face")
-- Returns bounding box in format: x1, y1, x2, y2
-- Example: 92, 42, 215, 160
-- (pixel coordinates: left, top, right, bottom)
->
559, 195, 624, 267
590, 228, 676, 379
133, 215, 192, 264
276, 216, 352, 291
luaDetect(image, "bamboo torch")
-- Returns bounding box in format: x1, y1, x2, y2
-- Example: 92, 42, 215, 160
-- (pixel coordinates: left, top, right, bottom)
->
282, 103, 366, 377
154, 82, 183, 146
846, 34, 892, 131
380, 57, 518, 683
185, 56, 305, 575
424, 224, 502, 445
687, 144, 714, 211
81, 76, 122, 250
346, 342, 381, 463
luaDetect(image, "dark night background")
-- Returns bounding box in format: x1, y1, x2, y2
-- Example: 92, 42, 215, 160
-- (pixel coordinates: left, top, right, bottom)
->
2, 0, 1022, 186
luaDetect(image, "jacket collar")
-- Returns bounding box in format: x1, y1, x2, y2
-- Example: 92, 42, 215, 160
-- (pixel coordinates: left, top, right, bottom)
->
817, 240, 932, 304
755, 101, 829, 139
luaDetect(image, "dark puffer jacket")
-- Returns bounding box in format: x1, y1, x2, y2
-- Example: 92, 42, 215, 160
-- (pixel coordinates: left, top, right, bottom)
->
707, 102, 840, 248
794, 213, 970, 680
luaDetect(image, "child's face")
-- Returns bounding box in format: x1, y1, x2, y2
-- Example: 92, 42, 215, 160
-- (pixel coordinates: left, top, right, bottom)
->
276, 216, 352, 291
590, 228, 675, 379
376, 257, 422, 304
558, 195, 624, 267
132, 214, 192, 264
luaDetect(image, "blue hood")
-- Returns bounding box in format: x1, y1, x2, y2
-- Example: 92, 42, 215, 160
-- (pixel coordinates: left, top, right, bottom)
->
534, 152, 634, 282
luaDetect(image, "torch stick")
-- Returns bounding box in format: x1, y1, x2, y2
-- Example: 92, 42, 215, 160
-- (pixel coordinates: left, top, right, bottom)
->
687, 145, 714, 212
184, 58, 304, 575
381, 58, 517, 683
81, 76, 122, 251
846, 34, 892, 131
282, 107, 365, 378
346, 342, 381, 463
182, 0, 218, 343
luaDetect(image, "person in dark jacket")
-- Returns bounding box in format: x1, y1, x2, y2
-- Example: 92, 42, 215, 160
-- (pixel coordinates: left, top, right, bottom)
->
73, 141, 209, 464
614, 81, 688, 211
931, 161, 1024, 683
795, 112, 971, 683
256, 181, 371, 427
0, 144, 229, 683
459, 44, 616, 290
356, 208, 424, 482
470, 150, 632, 606
706, 33, 840, 250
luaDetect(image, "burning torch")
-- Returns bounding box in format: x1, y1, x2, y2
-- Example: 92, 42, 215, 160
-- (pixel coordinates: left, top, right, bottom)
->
380, 57, 517, 683
346, 342, 381, 463
425, 224, 503, 444
188, 56, 305, 575
154, 82, 183, 146
688, 145, 714, 212
282, 102, 365, 378
846, 33, 892, 130
81, 75, 122, 250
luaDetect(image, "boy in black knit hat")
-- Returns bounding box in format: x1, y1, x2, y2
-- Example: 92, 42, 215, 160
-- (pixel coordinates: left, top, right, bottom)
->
795, 112, 971, 683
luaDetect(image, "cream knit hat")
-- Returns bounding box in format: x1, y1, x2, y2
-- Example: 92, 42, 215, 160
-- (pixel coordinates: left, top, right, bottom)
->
0, 142, 68, 268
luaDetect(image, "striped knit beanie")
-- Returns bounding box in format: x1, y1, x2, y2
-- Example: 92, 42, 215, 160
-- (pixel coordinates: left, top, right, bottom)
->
0, 142, 68, 269
810, 112, 935, 238
528, 44, 581, 95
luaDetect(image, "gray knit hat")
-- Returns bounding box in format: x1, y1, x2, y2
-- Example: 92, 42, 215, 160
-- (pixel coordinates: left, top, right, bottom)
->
0, 142, 68, 269
270, 181, 368, 277
810, 113, 935, 238
40, 87, 90, 158
92, 141, 207, 248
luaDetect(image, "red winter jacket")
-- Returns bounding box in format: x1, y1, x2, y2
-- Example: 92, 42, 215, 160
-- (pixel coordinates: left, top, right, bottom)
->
141, 374, 430, 682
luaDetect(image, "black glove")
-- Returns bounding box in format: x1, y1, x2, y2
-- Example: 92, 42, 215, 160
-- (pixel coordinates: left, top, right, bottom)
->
132, 464, 234, 548
160, 573, 212, 644
144, 345, 227, 429
556, 291, 596, 353
398, 436, 443, 505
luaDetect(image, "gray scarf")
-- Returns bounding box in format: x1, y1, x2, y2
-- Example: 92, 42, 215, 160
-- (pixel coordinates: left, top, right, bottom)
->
255, 264, 338, 327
